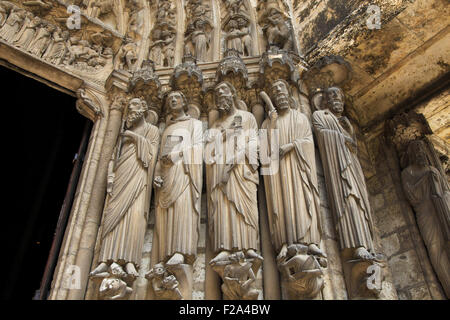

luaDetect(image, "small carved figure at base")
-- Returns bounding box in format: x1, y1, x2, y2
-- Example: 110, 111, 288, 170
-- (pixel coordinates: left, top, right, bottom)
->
90, 262, 134, 300
146, 262, 183, 300
277, 244, 326, 300
210, 250, 263, 300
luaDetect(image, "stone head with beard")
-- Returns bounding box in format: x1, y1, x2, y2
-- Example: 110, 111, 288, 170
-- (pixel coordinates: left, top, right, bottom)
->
325, 86, 345, 116
126, 98, 147, 129
271, 79, 293, 112
214, 81, 239, 115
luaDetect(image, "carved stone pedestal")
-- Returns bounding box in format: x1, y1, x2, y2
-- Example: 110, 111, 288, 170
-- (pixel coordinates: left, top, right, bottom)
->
341, 249, 386, 300
210, 251, 263, 300
90, 262, 135, 300
146, 262, 193, 300
277, 244, 327, 300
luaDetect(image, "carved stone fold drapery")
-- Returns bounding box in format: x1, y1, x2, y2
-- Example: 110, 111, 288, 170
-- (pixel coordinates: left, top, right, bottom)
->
312, 86, 385, 299
206, 81, 263, 300
260, 79, 327, 299
386, 112, 450, 298
150, 90, 204, 299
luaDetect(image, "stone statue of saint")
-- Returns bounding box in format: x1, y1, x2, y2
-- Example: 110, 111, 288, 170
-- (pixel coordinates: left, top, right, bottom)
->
206, 81, 262, 265
261, 79, 325, 260
153, 90, 203, 267
90, 98, 160, 279
312, 87, 376, 260
401, 140, 450, 297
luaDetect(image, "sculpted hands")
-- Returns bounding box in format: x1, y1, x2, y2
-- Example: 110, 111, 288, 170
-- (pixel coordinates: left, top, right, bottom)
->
280, 143, 294, 158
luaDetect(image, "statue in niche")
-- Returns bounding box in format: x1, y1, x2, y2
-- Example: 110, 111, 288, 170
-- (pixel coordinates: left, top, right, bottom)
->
312, 87, 384, 298
148, 25, 175, 67
146, 263, 182, 300
185, 19, 210, 62
402, 140, 450, 297
237, 17, 252, 57
260, 7, 293, 51
14, 15, 41, 50
206, 81, 262, 299
90, 98, 160, 284
224, 19, 244, 54
152, 91, 203, 299
29, 23, 55, 57
43, 28, 70, 65
117, 39, 138, 71
0, 8, 25, 43
260, 79, 326, 298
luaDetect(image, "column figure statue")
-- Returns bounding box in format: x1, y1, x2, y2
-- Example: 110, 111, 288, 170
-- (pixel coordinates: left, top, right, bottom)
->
312, 86, 384, 298
206, 81, 262, 300
150, 90, 203, 300
401, 140, 450, 297
90, 98, 160, 297
260, 79, 326, 299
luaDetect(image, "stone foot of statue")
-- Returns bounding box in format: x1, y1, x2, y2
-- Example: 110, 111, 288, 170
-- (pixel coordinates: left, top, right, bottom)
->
353, 247, 373, 261
166, 253, 185, 266
90, 262, 108, 276
308, 243, 327, 258
125, 262, 139, 277
246, 249, 263, 261
210, 251, 231, 265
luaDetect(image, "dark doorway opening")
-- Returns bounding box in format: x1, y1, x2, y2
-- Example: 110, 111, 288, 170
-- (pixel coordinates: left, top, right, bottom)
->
0, 66, 91, 300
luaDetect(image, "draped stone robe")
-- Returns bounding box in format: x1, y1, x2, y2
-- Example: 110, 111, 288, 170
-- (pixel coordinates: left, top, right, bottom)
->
99, 122, 160, 266
312, 110, 375, 252
402, 165, 450, 296
155, 117, 203, 265
262, 109, 321, 252
207, 110, 260, 253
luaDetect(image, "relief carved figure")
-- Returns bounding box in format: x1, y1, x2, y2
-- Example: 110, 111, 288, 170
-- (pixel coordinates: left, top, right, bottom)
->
258, 6, 294, 51
0, 7, 25, 43
185, 0, 213, 62
93, 262, 133, 300
0, 2, 13, 27
402, 140, 450, 297
148, 0, 176, 67
206, 81, 262, 299
152, 91, 203, 299
14, 15, 41, 50
90, 0, 114, 19
312, 87, 384, 298
260, 79, 326, 299
145, 263, 182, 300
149, 26, 175, 67
90, 98, 160, 286
117, 39, 138, 71
43, 29, 69, 65
28, 23, 55, 57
